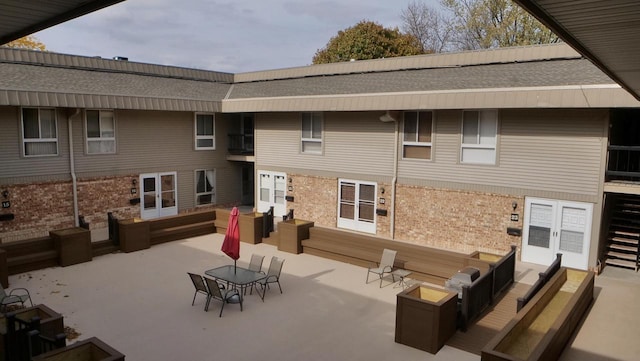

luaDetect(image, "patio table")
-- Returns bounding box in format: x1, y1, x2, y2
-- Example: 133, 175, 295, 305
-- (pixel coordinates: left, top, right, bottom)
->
205, 265, 266, 301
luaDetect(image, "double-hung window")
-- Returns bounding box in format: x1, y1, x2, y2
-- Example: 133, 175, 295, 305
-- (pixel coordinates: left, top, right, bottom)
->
403, 111, 433, 160
22, 108, 58, 156
195, 113, 215, 150
195, 169, 216, 205
301, 112, 322, 154
461, 110, 498, 164
86, 110, 116, 154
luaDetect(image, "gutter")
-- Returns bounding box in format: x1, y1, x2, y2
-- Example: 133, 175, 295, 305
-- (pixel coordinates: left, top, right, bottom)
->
69, 109, 80, 227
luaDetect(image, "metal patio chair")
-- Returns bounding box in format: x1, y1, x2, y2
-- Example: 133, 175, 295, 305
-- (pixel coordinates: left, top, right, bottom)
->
366, 249, 397, 288
204, 277, 242, 317
256, 256, 285, 301
246, 254, 265, 295
1, 286, 33, 312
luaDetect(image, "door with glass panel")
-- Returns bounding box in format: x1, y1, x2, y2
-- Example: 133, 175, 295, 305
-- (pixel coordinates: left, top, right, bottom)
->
521, 197, 592, 270
337, 179, 376, 234
140, 172, 178, 219
256, 171, 286, 217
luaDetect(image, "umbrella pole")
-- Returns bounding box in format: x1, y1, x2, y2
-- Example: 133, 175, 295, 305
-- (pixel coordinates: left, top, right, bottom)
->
234, 260, 237, 274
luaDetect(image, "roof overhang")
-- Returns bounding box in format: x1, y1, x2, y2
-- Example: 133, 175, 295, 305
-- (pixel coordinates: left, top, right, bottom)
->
0, 0, 125, 45
513, 0, 640, 101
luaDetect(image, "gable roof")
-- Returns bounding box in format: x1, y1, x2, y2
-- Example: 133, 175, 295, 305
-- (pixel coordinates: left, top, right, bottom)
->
0, 47, 232, 112
1, 43, 638, 113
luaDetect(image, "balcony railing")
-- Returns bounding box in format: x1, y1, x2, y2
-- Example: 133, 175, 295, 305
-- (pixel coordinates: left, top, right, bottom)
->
228, 134, 254, 155
607, 145, 640, 181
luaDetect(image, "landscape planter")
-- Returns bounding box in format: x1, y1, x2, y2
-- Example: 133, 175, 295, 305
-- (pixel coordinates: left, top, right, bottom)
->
1, 304, 64, 360
118, 218, 150, 253
481, 268, 595, 361
31, 337, 125, 361
395, 284, 457, 354
239, 212, 263, 244
50, 227, 92, 267
277, 219, 314, 254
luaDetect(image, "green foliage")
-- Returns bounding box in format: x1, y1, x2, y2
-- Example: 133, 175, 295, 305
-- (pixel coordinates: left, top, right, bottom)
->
441, 0, 558, 50
313, 20, 423, 64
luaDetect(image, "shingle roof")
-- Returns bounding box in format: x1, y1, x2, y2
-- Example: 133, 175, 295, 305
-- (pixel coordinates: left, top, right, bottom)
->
1, 44, 638, 112
228, 59, 613, 99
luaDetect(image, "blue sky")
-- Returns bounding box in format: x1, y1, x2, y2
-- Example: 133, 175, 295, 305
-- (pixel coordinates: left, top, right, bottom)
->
34, 0, 440, 73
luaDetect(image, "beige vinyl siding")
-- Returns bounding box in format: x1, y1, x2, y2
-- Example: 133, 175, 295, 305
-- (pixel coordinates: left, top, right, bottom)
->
398, 109, 607, 199
70, 109, 236, 211
255, 111, 395, 179
0, 106, 71, 182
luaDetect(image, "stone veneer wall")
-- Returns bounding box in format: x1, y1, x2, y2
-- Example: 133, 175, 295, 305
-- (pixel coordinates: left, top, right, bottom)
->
394, 184, 523, 255
0, 175, 141, 243
0, 181, 75, 243
286, 175, 523, 255
287, 174, 337, 228
77, 175, 141, 230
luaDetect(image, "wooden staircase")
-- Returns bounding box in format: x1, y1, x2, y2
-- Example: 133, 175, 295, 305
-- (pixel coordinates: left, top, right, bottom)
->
605, 196, 640, 270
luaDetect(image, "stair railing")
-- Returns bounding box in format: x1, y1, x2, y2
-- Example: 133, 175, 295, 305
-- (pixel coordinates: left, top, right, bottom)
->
262, 206, 274, 238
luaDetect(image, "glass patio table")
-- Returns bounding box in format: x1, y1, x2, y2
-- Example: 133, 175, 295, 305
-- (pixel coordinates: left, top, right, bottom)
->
205, 265, 266, 301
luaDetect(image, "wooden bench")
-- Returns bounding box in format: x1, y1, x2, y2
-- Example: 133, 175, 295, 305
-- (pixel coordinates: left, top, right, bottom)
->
459, 245, 517, 331
148, 209, 215, 245
213, 208, 231, 235
481, 267, 595, 361
301, 226, 496, 286
1, 236, 58, 276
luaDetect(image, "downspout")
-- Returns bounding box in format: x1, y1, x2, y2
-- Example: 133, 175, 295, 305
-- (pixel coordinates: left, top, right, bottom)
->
69, 109, 80, 227
390, 119, 399, 239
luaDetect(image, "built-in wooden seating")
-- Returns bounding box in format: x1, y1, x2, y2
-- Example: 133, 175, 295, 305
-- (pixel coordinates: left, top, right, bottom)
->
1, 237, 58, 276
148, 209, 216, 245
213, 208, 231, 235
301, 226, 494, 285
481, 267, 594, 361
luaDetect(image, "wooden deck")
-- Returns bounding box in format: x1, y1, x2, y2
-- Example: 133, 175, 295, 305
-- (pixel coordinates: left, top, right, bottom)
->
446, 282, 530, 355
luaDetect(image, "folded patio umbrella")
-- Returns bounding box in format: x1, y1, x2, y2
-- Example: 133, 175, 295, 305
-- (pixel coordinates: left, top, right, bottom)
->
222, 207, 240, 273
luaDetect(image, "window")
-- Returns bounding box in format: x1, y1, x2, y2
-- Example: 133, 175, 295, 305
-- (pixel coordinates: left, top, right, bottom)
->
403, 111, 433, 159
195, 113, 215, 150
195, 169, 216, 205
86, 110, 115, 154
461, 110, 498, 164
301, 112, 322, 153
22, 108, 58, 156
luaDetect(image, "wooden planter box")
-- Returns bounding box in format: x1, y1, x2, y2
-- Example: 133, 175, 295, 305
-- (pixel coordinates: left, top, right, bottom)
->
395, 284, 457, 354
118, 218, 150, 253
32, 337, 124, 361
239, 212, 263, 244
277, 219, 314, 254
50, 227, 92, 267
1, 304, 65, 360
481, 268, 595, 361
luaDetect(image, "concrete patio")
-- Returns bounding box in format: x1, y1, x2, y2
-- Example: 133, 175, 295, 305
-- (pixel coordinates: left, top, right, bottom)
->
7, 233, 640, 361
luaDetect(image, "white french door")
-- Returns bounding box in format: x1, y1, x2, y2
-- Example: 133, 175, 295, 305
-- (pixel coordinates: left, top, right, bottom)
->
140, 172, 178, 220
256, 170, 286, 217
521, 197, 592, 270
337, 179, 376, 234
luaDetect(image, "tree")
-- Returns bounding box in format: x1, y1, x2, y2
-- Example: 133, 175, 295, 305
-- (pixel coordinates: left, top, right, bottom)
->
312, 20, 423, 64
401, 1, 451, 53
440, 0, 559, 50
3, 35, 46, 51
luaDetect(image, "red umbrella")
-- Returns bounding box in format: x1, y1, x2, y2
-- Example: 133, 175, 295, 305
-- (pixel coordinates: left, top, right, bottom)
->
221, 207, 240, 272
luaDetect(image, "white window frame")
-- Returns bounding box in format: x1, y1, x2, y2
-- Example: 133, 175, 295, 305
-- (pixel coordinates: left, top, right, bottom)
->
85, 109, 116, 154
195, 169, 216, 206
301, 112, 323, 154
195, 113, 215, 150
460, 109, 498, 165
21, 107, 58, 157
402, 111, 433, 160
